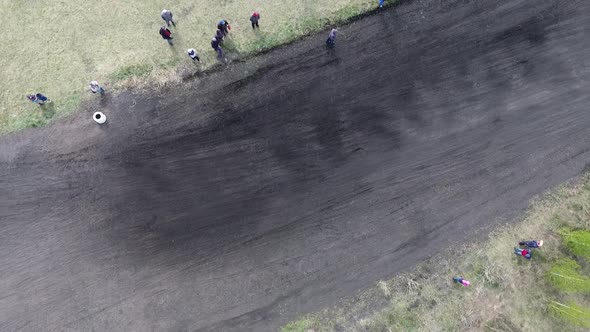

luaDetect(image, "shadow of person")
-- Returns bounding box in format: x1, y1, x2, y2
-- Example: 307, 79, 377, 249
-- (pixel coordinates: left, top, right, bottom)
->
167, 39, 183, 60
40, 102, 56, 119
326, 43, 337, 57
254, 28, 262, 37
99, 93, 111, 107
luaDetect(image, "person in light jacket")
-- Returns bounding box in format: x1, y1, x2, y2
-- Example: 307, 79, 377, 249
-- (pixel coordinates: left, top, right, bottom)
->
161, 9, 176, 27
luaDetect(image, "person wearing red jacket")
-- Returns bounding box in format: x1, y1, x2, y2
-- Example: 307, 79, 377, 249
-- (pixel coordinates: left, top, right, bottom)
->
326, 28, 337, 48
159, 26, 173, 45
514, 247, 532, 259
250, 12, 260, 29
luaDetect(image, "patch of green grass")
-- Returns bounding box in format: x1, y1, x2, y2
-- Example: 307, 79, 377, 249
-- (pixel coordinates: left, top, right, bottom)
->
0, 0, 390, 134
562, 229, 590, 259
11, 111, 48, 131
383, 308, 419, 331
548, 258, 590, 293
364, 307, 420, 331
549, 301, 590, 328
159, 58, 181, 70
112, 64, 154, 82
251, 32, 284, 52
334, 3, 368, 21
281, 318, 313, 332
58, 92, 83, 117
483, 315, 520, 332
471, 261, 502, 288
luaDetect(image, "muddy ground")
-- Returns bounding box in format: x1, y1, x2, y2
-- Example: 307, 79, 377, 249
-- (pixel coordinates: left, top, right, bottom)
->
1, 0, 589, 331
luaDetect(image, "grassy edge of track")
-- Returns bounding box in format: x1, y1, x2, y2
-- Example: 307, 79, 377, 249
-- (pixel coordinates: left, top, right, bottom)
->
3, 1, 398, 134
282, 174, 590, 331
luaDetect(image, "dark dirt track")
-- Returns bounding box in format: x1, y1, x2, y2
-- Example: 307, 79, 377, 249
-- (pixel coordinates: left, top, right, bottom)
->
1, 0, 590, 331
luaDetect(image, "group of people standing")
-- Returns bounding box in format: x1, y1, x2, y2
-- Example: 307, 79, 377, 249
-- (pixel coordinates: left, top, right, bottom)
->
28, 1, 388, 109
157, 9, 263, 61
26, 9, 259, 108
159, 9, 176, 45
211, 12, 260, 59
211, 19, 232, 59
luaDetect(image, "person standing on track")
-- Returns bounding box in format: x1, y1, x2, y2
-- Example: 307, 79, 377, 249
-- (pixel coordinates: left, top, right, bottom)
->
379, 0, 385, 8
250, 12, 260, 29
326, 28, 337, 48
161, 9, 176, 27
211, 37, 223, 59
217, 19, 231, 36
159, 26, 173, 45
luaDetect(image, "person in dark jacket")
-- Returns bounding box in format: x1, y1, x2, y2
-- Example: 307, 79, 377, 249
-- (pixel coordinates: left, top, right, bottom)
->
215, 29, 225, 43
250, 12, 260, 29
27, 93, 51, 105
326, 28, 337, 48
519, 240, 543, 248
211, 37, 223, 59
217, 20, 231, 36
159, 26, 173, 45
514, 247, 532, 259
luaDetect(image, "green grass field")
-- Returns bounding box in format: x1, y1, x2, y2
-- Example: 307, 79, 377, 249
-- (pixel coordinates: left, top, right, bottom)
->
0, 0, 384, 134
283, 175, 590, 331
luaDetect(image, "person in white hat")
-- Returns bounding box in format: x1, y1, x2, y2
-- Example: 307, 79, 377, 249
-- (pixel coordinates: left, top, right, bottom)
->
187, 49, 200, 62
